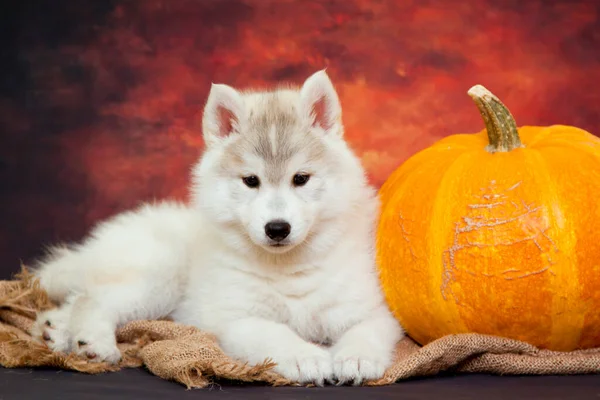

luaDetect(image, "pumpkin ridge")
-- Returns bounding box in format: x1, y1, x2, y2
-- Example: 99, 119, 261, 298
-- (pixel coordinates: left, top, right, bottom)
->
533, 148, 586, 350
377, 148, 467, 338
427, 150, 475, 338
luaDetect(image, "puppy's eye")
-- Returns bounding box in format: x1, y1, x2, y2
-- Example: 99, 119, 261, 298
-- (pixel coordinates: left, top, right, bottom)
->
242, 175, 260, 188
292, 173, 310, 187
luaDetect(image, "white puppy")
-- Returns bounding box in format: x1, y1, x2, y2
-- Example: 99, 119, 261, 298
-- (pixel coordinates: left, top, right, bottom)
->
31, 70, 403, 386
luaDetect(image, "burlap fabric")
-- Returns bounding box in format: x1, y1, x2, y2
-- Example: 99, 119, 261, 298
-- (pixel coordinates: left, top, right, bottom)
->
1, 269, 599, 388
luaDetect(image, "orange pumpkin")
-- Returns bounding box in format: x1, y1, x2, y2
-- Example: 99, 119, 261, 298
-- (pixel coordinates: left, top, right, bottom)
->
377, 85, 600, 351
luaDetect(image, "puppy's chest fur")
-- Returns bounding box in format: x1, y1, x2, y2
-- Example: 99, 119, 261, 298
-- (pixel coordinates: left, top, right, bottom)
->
248, 268, 353, 345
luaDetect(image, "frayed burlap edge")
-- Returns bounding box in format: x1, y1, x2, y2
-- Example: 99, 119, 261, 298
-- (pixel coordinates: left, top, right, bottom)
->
1, 267, 599, 388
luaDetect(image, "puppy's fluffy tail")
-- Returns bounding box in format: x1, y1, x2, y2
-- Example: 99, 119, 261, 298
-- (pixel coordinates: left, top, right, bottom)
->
33, 245, 84, 303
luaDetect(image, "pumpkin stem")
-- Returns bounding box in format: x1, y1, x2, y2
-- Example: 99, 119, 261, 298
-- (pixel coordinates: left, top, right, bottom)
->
468, 85, 522, 153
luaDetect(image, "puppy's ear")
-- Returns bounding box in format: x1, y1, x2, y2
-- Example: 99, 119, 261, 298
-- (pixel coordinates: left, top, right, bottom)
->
202, 83, 245, 147
300, 70, 343, 136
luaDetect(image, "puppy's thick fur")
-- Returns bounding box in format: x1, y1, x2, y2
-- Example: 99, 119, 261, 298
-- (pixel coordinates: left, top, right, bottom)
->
31, 71, 403, 385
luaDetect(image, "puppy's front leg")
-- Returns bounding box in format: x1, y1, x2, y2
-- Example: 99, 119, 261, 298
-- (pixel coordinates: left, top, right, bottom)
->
331, 307, 403, 385
218, 317, 333, 385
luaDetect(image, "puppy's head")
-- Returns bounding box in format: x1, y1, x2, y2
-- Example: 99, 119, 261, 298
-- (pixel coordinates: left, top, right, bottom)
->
192, 71, 371, 257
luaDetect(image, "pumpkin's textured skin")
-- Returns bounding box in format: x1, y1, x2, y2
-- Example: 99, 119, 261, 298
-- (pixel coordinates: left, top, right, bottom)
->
377, 123, 600, 351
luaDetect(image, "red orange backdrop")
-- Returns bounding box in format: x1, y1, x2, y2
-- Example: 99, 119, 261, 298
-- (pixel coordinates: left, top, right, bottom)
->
0, 0, 598, 276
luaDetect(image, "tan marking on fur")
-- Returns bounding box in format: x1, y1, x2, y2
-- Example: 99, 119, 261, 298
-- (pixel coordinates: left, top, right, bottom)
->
220, 89, 331, 184
269, 124, 278, 156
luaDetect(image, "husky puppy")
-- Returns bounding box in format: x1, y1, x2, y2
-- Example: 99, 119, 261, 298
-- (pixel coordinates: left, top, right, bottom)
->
30, 70, 403, 385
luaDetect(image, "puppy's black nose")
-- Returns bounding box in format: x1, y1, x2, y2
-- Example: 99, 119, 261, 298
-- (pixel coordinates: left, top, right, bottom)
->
265, 220, 291, 242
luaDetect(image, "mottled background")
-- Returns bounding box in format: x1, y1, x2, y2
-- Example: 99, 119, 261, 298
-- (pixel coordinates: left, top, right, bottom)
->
0, 0, 598, 277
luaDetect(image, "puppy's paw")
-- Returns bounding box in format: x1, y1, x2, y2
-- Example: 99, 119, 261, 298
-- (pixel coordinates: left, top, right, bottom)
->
72, 329, 121, 364
272, 345, 333, 386
331, 341, 389, 385
31, 309, 72, 353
